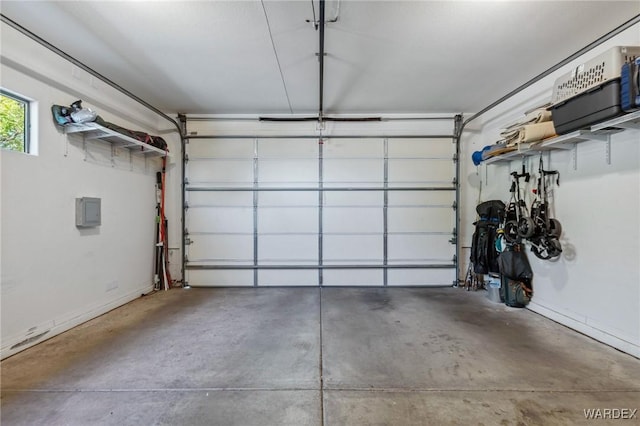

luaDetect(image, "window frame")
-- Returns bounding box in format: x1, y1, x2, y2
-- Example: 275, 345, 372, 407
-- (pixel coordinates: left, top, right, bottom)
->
0, 89, 31, 153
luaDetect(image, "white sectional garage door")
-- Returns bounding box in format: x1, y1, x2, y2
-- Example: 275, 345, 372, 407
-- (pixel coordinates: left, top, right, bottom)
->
185, 135, 456, 287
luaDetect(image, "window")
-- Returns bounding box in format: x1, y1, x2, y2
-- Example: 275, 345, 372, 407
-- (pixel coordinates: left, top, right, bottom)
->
0, 90, 30, 153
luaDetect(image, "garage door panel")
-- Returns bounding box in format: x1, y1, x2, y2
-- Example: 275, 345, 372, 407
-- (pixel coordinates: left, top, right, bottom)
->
189, 235, 253, 264
258, 235, 318, 263
323, 138, 383, 157
259, 207, 318, 233
189, 160, 253, 186
259, 139, 318, 158
324, 235, 383, 264
387, 269, 455, 286
259, 159, 318, 187
323, 269, 383, 286
324, 159, 383, 186
185, 134, 457, 287
188, 138, 254, 158
259, 191, 317, 206
188, 191, 253, 207
323, 191, 383, 206
388, 235, 455, 263
388, 207, 453, 233
324, 207, 382, 233
388, 159, 454, 184
188, 207, 253, 233
258, 270, 318, 286
388, 138, 452, 157
187, 270, 254, 287
388, 191, 454, 206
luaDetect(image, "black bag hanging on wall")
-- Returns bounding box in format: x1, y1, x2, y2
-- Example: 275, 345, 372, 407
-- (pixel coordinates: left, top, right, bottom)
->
498, 246, 533, 308
470, 200, 505, 274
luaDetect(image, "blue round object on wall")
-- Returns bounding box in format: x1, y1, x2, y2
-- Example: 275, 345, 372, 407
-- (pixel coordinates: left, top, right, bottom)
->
472, 151, 483, 166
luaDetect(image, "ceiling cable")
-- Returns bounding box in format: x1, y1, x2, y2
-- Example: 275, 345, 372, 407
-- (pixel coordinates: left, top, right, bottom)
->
309, 0, 318, 30
261, 0, 293, 114
327, 0, 340, 23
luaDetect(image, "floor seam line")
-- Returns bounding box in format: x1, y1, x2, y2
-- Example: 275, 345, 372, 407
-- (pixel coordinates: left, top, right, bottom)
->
0, 387, 321, 393
322, 388, 640, 393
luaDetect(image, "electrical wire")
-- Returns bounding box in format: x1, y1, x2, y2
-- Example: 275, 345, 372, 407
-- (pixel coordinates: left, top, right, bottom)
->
328, 0, 340, 23
310, 0, 318, 29
260, 0, 293, 114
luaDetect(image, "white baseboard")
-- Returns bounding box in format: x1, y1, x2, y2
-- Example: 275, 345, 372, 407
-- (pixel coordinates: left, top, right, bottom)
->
528, 301, 640, 359
1, 284, 153, 360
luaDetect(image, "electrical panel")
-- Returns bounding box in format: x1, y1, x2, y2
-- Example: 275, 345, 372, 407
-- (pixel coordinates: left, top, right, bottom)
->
76, 197, 101, 227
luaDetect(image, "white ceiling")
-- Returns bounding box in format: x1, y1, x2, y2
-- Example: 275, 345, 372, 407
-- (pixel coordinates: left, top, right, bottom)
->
1, 1, 639, 115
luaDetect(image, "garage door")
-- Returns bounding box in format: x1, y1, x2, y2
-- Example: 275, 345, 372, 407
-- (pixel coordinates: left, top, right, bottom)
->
184, 135, 457, 287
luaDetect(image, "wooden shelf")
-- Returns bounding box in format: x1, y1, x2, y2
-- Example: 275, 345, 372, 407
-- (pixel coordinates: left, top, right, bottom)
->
484, 111, 640, 164
64, 122, 169, 157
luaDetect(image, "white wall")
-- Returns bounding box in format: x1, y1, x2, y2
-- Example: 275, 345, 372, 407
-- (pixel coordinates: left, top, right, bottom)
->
0, 23, 180, 359
460, 24, 640, 358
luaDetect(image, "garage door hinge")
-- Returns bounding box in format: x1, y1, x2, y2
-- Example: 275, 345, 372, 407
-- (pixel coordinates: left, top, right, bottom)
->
184, 178, 189, 185
451, 201, 457, 210
452, 177, 457, 186
453, 254, 457, 263
185, 238, 193, 245
452, 153, 458, 163
185, 153, 189, 162
184, 202, 189, 210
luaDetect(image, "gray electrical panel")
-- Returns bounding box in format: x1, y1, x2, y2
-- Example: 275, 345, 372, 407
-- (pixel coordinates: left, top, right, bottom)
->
76, 197, 101, 227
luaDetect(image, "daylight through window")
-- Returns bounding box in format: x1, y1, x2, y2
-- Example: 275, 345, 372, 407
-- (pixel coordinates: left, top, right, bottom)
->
0, 90, 29, 153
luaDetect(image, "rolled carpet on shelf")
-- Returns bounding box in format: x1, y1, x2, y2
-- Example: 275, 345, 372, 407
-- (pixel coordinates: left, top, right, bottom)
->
502, 108, 553, 133
501, 121, 557, 147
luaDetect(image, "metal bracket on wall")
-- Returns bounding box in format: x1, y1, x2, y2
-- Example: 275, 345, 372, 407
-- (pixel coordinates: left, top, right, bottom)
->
449, 227, 457, 244
605, 135, 612, 165
572, 144, 578, 170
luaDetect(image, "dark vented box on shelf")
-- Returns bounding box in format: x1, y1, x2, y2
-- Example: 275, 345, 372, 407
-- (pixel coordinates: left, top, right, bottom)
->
550, 79, 622, 135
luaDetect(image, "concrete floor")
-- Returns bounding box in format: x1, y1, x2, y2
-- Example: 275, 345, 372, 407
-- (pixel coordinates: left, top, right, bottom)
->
1, 288, 639, 425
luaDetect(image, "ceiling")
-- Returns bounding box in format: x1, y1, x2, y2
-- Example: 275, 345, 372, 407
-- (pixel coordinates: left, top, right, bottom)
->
1, 1, 639, 116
